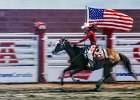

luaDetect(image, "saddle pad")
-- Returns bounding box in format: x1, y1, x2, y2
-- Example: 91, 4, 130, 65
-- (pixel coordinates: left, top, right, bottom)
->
94, 48, 108, 60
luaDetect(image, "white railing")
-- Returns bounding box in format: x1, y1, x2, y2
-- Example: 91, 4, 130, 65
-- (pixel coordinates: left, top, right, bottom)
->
0, 34, 38, 83
112, 33, 140, 65
112, 33, 140, 81
0, 35, 38, 66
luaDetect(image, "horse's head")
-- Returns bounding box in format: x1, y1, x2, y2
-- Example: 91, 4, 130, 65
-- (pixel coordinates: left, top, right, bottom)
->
52, 37, 70, 55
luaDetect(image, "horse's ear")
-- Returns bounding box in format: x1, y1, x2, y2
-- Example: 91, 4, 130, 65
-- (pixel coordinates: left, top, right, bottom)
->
61, 37, 66, 41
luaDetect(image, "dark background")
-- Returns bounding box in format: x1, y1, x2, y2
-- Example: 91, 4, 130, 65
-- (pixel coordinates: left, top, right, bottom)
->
0, 9, 139, 33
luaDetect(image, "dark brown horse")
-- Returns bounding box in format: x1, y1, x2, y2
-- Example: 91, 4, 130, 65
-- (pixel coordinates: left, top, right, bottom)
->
52, 38, 137, 91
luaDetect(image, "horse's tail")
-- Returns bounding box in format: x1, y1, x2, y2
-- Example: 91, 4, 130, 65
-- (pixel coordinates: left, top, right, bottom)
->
119, 53, 138, 80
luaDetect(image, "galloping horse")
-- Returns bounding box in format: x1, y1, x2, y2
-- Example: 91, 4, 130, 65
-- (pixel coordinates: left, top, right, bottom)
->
52, 38, 137, 91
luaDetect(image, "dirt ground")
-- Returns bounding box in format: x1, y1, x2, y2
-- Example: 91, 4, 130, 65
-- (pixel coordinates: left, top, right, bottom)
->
0, 82, 140, 100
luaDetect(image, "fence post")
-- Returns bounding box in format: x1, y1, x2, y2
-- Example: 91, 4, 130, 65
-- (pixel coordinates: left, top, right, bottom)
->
34, 22, 46, 83
103, 29, 115, 82
103, 29, 113, 49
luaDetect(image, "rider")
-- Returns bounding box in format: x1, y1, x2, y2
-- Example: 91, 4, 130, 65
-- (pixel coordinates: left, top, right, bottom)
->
72, 22, 97, 67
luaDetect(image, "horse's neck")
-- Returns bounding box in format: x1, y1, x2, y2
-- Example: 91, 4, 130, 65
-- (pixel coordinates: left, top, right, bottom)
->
64, 43, 77, 59
66, 48, 76, 59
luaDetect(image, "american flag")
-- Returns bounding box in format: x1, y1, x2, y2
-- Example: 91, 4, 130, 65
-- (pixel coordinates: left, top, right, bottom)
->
87, 7, 133, 32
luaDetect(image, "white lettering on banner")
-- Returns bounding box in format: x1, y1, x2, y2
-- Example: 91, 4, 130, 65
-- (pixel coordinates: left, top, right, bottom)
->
0, 67, 38, 83
0, 42, 18, 64
0, 73, 32, 77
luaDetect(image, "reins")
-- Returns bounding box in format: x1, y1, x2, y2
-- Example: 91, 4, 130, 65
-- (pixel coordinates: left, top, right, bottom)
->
62, 41, 82, 63
70, 51, 82, 62
70, 45, 90, 62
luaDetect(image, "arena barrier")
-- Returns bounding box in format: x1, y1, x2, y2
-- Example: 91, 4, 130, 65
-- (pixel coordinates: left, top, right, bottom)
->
44, 33, 140, 82
44, 33, 107, 82
0, 33, 139, 83
112, 33, 140, 81
0, 34, 38, 83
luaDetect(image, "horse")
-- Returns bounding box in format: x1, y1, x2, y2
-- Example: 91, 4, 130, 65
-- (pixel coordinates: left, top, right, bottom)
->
52, 38, 137, 91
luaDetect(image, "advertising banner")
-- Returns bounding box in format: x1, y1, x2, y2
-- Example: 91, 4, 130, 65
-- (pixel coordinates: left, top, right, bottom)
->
113, 65, 140, 81
0, 34, 38, 83
0, 66, 38, 83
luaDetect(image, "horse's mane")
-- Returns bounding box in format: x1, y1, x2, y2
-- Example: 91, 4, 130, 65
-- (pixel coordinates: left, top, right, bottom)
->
72, 45, 84, 54
63, 38, 84, 55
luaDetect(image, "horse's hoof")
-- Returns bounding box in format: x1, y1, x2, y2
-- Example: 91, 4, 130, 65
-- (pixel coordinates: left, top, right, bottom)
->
73, 79, 80, 83
93, 88, 100, 92
61, 82, 64, 86
76, 80, 80, 82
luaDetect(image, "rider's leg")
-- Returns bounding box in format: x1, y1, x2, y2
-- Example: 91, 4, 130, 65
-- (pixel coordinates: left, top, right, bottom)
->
87, 53, 94, 69
87, 45, 96, 68
87, 45, 96, 61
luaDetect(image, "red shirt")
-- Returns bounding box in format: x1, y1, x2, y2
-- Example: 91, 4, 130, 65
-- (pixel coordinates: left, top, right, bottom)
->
79, 30, 97, 44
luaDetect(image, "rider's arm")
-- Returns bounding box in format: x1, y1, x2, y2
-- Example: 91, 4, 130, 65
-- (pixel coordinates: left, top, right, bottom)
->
77, 32, 91, 44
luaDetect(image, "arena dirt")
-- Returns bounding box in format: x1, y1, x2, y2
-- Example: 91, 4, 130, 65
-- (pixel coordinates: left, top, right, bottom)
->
0, 82, 140, 100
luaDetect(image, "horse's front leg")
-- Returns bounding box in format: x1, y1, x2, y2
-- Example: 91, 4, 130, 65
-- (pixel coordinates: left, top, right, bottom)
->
60, 71, 65, 86
70, 67, 84, 82
61, 66, 75, 85
70, 74, 80, 82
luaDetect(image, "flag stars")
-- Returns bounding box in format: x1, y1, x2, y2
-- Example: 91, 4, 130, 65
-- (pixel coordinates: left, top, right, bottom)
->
88, 8, 104, 20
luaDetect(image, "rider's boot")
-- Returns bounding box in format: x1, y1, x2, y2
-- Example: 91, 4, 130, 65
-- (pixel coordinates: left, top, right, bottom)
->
87, 52, 95, 69
88, 58, 95, 70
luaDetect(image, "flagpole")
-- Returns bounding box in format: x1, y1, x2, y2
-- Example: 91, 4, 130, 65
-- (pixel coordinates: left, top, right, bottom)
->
84, 6, 87, 47
85, 5, 88, 23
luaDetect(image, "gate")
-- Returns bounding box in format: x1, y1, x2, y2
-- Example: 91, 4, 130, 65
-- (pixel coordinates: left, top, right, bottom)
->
0, 34, 38, 83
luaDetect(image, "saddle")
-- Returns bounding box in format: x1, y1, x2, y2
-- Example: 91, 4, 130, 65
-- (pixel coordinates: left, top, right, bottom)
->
93, 46, 108, 61
86, 45, 108, 70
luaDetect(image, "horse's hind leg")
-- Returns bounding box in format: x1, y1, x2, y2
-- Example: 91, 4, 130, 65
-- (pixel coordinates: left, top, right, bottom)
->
119, 53, 138, 80
95, 64, 112, 91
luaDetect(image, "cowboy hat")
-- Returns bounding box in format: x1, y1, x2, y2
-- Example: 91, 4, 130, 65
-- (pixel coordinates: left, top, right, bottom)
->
81, 22, 91, 29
